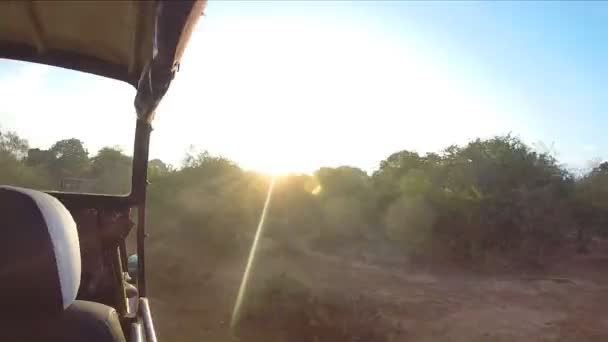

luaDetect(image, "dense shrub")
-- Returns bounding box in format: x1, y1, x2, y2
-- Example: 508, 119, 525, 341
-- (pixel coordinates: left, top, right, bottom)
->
2, 129, 606, 263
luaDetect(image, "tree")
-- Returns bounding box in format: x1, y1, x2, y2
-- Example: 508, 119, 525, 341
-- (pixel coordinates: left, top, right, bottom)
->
266, 174, 321, 241
0, 130, 52, 188
371, 135, 575, 260
149, 158, 171, 177
372, 151, 441, 213
0, 128, 596, 265
314, 166, 375, 241
574, 162, 608, 251
0, 130, 28, 159
49, 138, 89, 179
26, 148, 55, 167
385, 196, 436, 254
89, 147, 132, 194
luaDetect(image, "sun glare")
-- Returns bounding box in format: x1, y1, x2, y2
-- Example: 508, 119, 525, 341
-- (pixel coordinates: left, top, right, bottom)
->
147, 1, 528, 176
235, 137, 321, 175
256, 158, 295, 176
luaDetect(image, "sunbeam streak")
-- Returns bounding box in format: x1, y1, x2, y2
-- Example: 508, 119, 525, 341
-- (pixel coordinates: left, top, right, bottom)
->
230, 176, 276, 330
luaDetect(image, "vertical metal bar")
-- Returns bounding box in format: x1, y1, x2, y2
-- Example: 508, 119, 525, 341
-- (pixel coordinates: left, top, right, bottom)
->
119, 240, 129, 270
112, 247, 128, 316
137, 204, 147, 297
131, 119, 152, 297
131, 322, 143, 342
131, 119, 152, 203
140, 297, 158, 342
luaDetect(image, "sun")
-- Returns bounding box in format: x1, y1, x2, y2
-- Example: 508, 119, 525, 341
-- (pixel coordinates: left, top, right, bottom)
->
235, 136, 318, 175
263, 161, 293, 175
247, 154, 300, 175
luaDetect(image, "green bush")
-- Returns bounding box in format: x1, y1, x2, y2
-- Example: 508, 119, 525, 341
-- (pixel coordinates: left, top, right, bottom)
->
385, 196, 436, 254
3, 130, 607, 264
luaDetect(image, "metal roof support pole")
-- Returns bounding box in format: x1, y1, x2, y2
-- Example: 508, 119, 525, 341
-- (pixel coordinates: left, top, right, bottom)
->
131, 118, 152, 297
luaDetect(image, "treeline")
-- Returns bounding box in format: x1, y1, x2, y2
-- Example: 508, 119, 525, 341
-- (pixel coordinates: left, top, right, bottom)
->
0, 130, 133, 194
2, 129, 608, 264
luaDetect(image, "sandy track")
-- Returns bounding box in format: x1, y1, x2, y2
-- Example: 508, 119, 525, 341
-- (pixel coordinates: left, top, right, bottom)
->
148, 240, 608, 342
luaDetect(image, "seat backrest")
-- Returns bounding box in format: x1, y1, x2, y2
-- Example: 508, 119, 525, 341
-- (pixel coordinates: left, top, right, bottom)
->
0, 186, 80, 318
0, 186, 125, 342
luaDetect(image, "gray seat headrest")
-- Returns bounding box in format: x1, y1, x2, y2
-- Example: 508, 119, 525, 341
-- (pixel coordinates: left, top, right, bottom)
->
0, 186, 81, 317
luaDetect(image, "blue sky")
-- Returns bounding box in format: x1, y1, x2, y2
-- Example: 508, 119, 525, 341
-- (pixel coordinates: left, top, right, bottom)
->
0, 1, 606, 173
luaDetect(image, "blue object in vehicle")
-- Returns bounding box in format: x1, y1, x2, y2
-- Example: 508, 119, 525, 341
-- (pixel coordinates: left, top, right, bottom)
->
128, 254, 138, 276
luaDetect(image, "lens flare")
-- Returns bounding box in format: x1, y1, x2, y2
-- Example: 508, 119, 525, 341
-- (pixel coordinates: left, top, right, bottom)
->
230, 176, 276, 330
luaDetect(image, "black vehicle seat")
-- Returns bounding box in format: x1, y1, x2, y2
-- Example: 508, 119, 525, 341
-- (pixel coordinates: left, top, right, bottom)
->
0, 186, 126, 342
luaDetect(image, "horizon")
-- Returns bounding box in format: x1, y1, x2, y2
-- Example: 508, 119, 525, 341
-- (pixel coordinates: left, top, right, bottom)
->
0, 128, 595, 177
1, 1, 606, 174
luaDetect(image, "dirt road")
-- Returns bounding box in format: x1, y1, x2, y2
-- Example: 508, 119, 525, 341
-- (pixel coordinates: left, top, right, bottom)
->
148, 239, 608, 342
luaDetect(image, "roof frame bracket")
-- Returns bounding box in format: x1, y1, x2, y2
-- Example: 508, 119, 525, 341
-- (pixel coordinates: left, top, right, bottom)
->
25, 1, 46, 54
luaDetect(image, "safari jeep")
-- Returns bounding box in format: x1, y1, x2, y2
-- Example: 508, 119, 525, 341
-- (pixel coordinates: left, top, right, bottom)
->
0, 1, 204, 341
